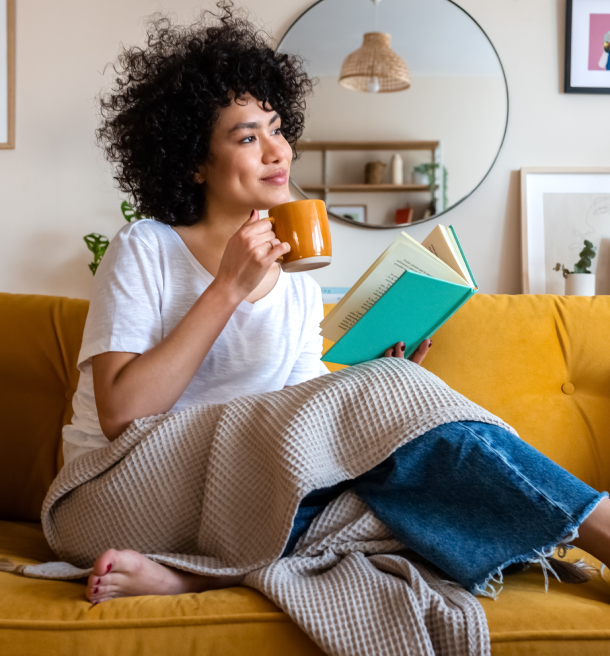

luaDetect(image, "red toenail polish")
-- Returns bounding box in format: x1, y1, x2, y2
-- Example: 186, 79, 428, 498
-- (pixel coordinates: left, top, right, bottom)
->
106, 564, 112, 573
94, 587, 99, 594
96, 578, 101, 585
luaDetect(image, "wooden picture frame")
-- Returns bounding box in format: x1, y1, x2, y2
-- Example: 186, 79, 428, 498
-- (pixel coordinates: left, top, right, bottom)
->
0, 0, 15, 149
521, 168, 610, 293
565, 0, 610, 94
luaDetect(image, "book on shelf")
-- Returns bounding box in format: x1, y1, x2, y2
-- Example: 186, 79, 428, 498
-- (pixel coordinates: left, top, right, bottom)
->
320, 225, 477, 366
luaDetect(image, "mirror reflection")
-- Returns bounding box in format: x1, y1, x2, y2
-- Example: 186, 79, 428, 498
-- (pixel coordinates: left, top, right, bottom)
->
278, 0, 508, 228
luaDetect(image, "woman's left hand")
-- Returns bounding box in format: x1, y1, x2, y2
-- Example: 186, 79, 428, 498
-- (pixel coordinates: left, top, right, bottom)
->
383, 340, 432, 365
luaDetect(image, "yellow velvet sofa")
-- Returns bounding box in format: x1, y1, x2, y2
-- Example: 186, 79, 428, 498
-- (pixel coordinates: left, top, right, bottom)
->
1, 291, 610, 656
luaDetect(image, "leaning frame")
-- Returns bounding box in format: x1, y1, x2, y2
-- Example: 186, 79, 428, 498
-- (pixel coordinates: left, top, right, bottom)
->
520, 167, 610, 294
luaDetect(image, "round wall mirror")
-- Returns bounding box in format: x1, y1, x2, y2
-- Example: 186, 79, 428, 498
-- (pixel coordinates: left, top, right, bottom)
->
278, 0, 509, 229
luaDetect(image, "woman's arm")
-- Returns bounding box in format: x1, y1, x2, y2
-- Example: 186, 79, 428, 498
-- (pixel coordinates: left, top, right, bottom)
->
93, 212, 289, 441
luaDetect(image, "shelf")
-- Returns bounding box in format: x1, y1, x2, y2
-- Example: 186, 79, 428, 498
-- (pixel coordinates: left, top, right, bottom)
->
297, 140, 440, 152
300, 184, 433, 193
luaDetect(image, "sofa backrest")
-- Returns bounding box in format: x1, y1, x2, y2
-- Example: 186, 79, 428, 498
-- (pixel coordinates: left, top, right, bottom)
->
420, 294, 610, 495
1, 292, 609, 523
0, 293, 88, 522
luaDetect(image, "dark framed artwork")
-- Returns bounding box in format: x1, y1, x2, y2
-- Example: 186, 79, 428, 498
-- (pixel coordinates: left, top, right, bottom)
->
0, 0, 15, 149
565, 0, 610, 94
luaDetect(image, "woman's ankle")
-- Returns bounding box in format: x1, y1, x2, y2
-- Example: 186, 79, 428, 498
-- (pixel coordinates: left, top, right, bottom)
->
571, 497, 610, 567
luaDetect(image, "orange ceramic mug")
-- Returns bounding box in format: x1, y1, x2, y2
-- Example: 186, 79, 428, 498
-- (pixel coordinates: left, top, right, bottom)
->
267, 199, 332, 273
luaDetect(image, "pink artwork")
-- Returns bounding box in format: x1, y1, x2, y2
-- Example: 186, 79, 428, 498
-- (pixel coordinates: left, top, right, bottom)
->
589, 14, 610, 70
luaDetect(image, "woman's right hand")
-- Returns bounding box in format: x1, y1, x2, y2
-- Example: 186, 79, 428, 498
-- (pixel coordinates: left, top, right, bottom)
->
214, 209, 291, 301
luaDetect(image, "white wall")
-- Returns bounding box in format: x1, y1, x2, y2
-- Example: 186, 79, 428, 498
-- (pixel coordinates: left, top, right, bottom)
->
0, 0, 608, 298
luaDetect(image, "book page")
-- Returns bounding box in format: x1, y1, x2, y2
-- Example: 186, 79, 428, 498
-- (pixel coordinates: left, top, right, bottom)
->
320, 242, 395, 330
421, 225, 472, 286
320, 233, 468, 343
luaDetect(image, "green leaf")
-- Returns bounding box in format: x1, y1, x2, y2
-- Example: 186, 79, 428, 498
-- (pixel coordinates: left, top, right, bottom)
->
83, 233, 110, 276
121, 200, 144, 223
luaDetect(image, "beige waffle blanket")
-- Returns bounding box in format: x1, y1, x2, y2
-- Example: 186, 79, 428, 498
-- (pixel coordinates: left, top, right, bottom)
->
22, 358, 514, 656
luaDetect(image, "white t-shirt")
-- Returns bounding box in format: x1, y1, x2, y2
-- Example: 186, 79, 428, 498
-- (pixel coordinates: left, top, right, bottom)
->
62, 219, 328, 466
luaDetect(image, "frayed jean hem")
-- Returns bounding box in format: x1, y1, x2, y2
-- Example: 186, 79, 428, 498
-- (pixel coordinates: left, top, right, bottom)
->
287, 421, 607, 599
471, 491, 608, 599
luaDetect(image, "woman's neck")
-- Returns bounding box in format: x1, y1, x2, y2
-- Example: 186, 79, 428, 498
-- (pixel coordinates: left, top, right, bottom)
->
172, 202, 252, 278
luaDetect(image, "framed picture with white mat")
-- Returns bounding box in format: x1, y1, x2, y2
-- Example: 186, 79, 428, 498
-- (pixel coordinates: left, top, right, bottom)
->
521, 168, 610, 293
565, 0, 610, 94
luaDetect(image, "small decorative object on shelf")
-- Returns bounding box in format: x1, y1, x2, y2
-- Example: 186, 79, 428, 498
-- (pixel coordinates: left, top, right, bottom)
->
553, 239, 597, 296
84, 201, 144, 275
365, 160, 387, 184
391, 153, 403, 185
395, 207, 413, 224
413, 163, 440, 187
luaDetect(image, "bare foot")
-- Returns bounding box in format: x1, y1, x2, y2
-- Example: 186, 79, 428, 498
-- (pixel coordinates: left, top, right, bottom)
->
86, 549, 244, 604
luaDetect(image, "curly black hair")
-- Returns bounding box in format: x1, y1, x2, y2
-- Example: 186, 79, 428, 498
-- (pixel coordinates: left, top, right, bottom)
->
97, 1, 313, 226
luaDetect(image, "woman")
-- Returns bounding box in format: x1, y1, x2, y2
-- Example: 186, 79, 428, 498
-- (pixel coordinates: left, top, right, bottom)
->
62, 3, 610, 605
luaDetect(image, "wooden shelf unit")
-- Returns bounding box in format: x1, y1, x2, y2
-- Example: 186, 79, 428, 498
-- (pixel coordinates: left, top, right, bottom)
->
294, 140, 442, 212
297, 140, 440, 152
300, 183, 433, 193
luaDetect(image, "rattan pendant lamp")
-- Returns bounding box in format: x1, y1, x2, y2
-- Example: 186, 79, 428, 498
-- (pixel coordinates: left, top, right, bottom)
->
338, 0, 410, 93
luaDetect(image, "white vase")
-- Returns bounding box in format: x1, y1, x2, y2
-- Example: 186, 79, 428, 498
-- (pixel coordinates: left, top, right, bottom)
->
391, 154, 403, 185
564, 273, 595, 296
412, 172, 428, 185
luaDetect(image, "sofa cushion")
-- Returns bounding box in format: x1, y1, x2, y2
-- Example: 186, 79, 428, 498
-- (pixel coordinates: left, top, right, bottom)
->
0, 294, 89, 522
1, 520, 608, 656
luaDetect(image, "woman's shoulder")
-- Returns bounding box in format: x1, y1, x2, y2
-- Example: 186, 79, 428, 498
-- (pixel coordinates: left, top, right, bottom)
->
112, 218, 174, 253
94, 219, 178, 281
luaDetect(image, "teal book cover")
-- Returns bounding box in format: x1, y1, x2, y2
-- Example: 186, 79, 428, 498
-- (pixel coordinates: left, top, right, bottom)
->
322, 270, 475, 366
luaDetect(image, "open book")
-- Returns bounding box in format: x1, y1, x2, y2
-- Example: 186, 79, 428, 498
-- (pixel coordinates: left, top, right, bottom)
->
321, 225, 477, 366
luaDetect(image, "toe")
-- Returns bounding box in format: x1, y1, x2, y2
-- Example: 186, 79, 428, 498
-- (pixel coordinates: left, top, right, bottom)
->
92, 549, 119, 577
86, 573, 103, 601
90, 583, 119, 604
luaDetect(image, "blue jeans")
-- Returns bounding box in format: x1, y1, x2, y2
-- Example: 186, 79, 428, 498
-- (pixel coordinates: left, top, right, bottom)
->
282, 421, 606, 595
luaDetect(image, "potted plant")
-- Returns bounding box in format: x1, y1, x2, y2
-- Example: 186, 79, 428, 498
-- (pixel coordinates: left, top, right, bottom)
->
412, 163, 439, 186
84, 201, 144, 275
412, 164, 448, 210
553, 239, 596, 296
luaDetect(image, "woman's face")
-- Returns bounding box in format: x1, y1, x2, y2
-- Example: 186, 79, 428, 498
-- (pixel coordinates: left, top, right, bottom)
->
199, 92, 293, 213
